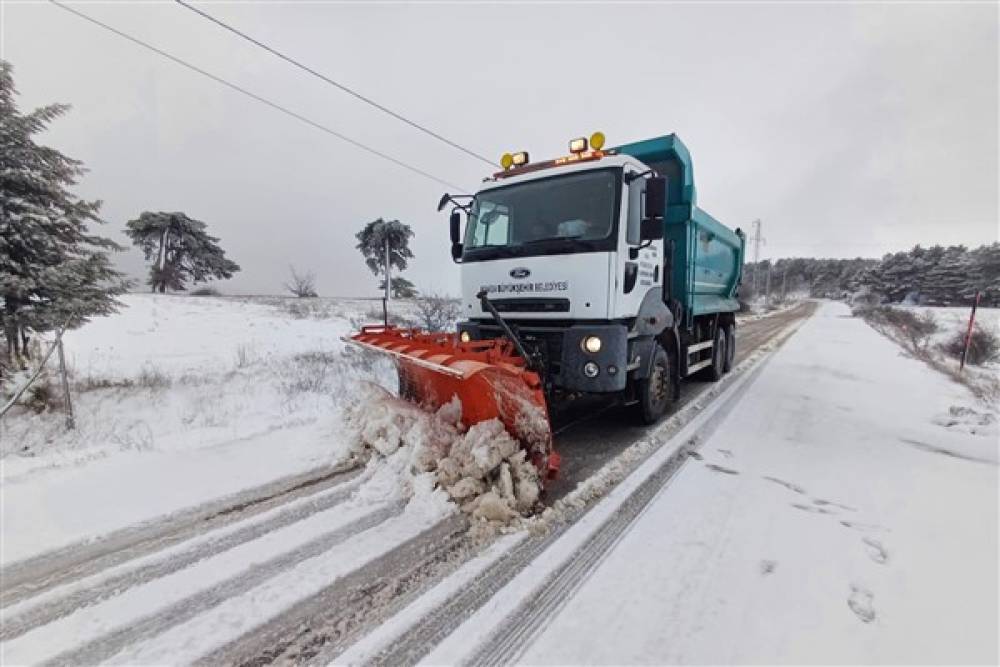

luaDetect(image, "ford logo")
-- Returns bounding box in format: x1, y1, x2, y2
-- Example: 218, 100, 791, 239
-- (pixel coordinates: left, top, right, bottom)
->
509, 267, 531, 279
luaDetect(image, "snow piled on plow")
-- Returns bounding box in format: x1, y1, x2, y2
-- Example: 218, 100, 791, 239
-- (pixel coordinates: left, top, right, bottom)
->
344, 384, 541, 523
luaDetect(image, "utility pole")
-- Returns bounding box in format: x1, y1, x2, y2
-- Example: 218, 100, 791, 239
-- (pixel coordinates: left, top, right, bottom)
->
748, 219, 766, 299
781, 266, 787, 303
382, 232, 391, 326
384, 234, 391, 303
765, 262, 772, 309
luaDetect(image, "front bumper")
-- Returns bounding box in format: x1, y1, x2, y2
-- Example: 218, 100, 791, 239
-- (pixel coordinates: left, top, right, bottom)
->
458, 321, 628, 392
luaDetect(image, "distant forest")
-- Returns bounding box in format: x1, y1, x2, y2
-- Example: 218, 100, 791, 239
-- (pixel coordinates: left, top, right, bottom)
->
743, 243, 1000, 307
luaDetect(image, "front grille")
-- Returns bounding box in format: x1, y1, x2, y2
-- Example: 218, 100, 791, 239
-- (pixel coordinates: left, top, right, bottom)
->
478, 325, 565, 377
491, 298, 570, 314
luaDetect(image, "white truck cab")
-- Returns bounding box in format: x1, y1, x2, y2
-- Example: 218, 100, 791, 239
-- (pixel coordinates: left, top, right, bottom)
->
440, 134, 744, 423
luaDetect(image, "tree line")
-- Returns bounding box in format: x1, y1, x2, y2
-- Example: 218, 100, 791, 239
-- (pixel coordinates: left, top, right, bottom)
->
744, 243, 1000, 306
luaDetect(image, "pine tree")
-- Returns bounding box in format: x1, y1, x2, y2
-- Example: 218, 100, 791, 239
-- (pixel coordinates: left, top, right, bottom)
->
0, 60, 128, 370
969, 243, 1000, 306
378, 276, 418, 299
355, 218, 414, 295
124, 212, 240, 293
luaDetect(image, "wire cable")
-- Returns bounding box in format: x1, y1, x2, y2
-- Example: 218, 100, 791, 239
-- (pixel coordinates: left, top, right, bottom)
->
175, 0, 498, 168
48, 0, 466, 192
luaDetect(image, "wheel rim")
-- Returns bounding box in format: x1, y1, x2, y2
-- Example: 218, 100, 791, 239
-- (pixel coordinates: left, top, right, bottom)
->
650, 359, 669, 408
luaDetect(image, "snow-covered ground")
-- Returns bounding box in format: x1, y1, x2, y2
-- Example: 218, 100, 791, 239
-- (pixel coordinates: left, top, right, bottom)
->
420, 301, 997, 664
899, 303, 1000, 355
1, 294, 398, 562
3, 297, 996, 664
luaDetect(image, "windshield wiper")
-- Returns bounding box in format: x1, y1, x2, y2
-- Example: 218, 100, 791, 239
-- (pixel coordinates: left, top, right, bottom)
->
519, 235, 583, 245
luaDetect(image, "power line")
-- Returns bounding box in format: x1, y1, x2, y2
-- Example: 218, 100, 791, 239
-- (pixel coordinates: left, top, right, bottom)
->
48, 0, 466, 193
174, 0, 497, 168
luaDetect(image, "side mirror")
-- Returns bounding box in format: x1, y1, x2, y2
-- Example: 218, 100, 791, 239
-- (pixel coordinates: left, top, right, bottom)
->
640, 218, 663, 241
437, 193, 451, 212
645, 177, 666, 220
451, 243, 463, 261
449, 210, 462, 244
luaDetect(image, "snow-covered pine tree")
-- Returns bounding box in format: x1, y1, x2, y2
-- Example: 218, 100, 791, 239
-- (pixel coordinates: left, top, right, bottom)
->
0, 60, 128, 371
921, 245, 970, 305
969, 243, 1000, 306
123, 212, 240, 293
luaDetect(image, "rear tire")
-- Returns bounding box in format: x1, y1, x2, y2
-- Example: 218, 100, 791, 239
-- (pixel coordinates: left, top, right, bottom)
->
705, 326, 725, 382
636, 342, 671, 425
723, 323, 736, 373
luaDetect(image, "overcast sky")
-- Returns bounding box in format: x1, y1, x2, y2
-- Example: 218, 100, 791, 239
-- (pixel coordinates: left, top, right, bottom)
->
3, 1, 997, 296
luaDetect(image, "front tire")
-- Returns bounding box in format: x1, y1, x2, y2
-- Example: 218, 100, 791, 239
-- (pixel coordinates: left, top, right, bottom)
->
637, 342, 671, 425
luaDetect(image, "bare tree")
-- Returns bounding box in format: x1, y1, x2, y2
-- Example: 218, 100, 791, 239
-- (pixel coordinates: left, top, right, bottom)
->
284, 266, 318, 298
413, 294, 461, 332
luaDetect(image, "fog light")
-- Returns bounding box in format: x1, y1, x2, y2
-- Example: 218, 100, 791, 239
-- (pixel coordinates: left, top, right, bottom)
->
460, 331, 472, 343
583, 361, 600, 378
582, 335, 602, 353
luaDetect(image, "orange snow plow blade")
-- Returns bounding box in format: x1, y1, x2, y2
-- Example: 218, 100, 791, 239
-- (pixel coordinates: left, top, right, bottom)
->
346, 325, 559, 479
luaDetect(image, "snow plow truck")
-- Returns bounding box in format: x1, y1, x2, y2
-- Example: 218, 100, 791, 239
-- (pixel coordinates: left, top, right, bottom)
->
348, 133, 745, 481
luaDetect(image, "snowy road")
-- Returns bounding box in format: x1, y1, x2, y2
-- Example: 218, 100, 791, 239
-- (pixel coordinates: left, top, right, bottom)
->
438, 301, 999, 665
1, 304, 819, 664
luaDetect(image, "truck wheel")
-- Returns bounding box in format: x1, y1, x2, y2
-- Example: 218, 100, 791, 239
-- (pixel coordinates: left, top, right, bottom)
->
705, 326, 725, 382
723, 323, 735, 373
637, 343, 671, 424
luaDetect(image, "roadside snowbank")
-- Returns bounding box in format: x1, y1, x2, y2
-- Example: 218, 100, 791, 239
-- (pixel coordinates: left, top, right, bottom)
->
344, 384, 541, 522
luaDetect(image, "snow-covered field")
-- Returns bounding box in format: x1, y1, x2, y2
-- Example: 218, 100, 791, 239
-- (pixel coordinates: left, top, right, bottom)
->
899, 303, 1000, 353
1, 294, 399, 561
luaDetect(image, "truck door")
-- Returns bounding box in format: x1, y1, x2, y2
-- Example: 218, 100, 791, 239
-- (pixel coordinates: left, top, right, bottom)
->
613, 170, 662, 319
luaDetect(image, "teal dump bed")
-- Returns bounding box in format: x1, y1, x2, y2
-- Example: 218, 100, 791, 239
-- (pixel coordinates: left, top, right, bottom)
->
615, 135, 745, 324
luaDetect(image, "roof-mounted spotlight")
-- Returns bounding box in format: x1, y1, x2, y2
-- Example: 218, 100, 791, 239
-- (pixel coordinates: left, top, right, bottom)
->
511, 151, 529, 166
569, 137, 588, 154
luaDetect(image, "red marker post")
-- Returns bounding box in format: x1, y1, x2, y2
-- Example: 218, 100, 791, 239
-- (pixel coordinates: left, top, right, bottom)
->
960, 291, 982, 373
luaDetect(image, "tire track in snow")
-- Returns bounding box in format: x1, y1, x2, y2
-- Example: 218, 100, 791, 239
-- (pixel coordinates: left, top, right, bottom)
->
1, 469, 367, 641
464, 310, 815, 666
1, 461, 362, 608
41, 502, 404, 667
197, 514, 470, 666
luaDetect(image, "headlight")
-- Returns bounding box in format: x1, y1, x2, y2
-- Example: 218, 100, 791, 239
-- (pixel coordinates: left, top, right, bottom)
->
582, 336, 602, 353
583, 361, 600, 378
459, 331, 472, 343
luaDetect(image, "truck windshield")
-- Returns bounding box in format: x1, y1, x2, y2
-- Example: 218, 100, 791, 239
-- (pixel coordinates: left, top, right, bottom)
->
464, 169, 619, 260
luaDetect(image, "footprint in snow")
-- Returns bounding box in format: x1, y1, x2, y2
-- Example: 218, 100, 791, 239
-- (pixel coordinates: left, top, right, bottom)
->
686, 450, 704, 461
705, 464, 739, 475
848, 585, 876, 623
762, 476, 806, 495
759, 560, 777, 576
862, 537, 889, 564
813, 498, 857, 512
717, 448, 734, 458
840, 520, 888, 532
790, 503, 833, 515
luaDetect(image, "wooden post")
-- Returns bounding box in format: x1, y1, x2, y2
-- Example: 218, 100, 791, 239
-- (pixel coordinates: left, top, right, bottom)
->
57, 337, 74, 430
959, 291, 981, 373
